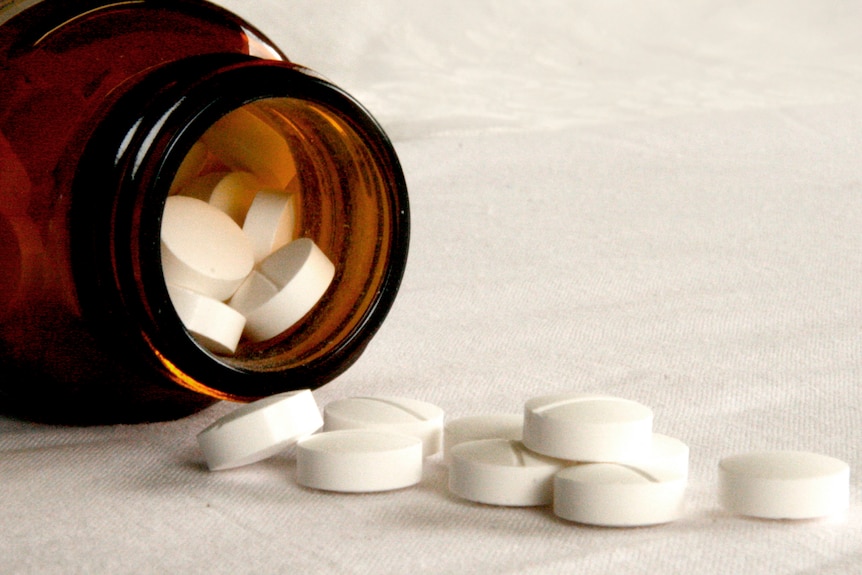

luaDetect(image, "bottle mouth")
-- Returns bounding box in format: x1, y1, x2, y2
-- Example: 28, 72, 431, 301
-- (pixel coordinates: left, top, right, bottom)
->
72, 56, 409, 401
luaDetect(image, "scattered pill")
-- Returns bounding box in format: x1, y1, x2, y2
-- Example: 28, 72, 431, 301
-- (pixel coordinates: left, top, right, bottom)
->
443, 414, 523, 464
160, 195, 254, 301
242, 238, 335, 341
191, 385, 846, 534
449, 439, 567, 506
323, 396, 445, 457
201, 106, 297, 188
242, 189, 297, 262
554, 463, 687, 527
197, 389, 323, 471
523, 393, 653, 462
296, 429, 423, 493
166, 284, 246, 355
718, 450, 850, 520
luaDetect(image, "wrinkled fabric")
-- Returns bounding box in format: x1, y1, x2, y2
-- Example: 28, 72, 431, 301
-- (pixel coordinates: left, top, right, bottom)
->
2, 1, 860, 573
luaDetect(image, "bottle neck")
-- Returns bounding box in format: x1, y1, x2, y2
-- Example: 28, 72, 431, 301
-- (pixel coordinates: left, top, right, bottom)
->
72, 55, 410, 401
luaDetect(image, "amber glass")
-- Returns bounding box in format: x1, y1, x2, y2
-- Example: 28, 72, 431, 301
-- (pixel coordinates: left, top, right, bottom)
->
0, 0, 409, 423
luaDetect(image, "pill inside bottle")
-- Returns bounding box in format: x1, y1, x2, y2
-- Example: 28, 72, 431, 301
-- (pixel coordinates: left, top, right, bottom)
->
121, 81, 410, 410
160, 100, 369, 362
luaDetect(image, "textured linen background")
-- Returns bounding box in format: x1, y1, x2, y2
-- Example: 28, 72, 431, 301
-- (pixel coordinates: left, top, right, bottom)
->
2, 1, 861, 573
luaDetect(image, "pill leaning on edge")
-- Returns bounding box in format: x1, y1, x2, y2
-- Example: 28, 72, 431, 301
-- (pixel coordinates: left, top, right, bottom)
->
228, 270, 280, 316
241, 238, 336, 342
523, 393, 653, 462
201, 106, 297, 189
242, 189, 298, 263
197, 389, 323, 471
206, 171, 264, 226
554, 462, 687, 527
448, 438, 568, 506
718, 450, 850, 520
166, 283, 246, 355
296, 429, 424, 493
323, 396, 445, 457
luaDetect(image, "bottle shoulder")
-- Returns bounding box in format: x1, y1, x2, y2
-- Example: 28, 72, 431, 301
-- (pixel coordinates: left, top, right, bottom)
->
0, 0, 285, 199
0, 0, 285, 63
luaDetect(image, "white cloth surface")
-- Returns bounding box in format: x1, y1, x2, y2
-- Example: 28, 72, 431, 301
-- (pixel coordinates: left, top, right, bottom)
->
2, 1, 861, 573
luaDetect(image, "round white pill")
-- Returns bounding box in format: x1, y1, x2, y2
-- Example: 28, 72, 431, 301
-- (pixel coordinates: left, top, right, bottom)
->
160, 196, 254, 301
197, 389, 323, 471
443, 414, 523, 464
228, 270, 279, 316
523, 393, 653, 462
622, 433, 690, 478
242, 238, 335, 341
242, 189, 297, 262
449, 439, 567, 506
201, 107, 296, 188
258, 237, 332, 288
166, 284, 246, 355
554, 463, 687, 527
323, 396, 445, 457
296, 429, 423, 493
718, 450, 850, 520
207, 171, 263, 225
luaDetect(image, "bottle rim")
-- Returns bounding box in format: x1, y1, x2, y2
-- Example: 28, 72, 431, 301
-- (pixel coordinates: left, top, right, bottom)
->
71, 54, 410, 401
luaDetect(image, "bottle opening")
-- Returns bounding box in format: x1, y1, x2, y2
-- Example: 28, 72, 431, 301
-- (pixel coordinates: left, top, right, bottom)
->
158, 96, 402, 377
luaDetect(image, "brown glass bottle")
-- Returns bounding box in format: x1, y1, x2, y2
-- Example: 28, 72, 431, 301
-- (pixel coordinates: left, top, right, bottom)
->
0, 0, 410, 424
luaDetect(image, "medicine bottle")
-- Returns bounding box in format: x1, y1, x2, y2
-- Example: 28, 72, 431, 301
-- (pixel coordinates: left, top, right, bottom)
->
0, 0, 409, 424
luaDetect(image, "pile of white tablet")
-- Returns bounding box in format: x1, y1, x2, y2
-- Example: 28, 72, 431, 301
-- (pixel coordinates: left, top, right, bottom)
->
160, 107, 335, 355
196, 390, 850, 527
